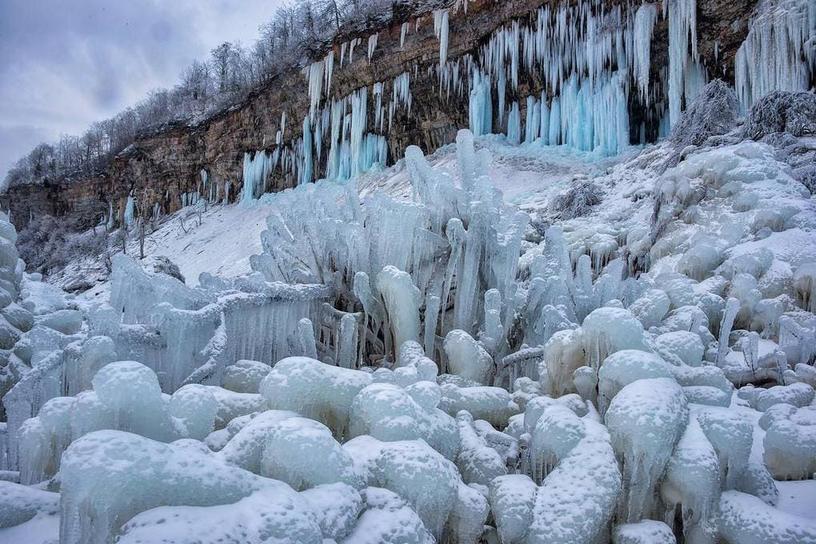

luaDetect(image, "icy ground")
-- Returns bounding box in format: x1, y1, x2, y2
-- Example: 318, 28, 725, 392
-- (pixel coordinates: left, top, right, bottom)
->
2, 108, 816, 543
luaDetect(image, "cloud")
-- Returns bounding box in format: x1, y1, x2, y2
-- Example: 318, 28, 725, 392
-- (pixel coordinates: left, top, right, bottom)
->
0, 0, 281, 180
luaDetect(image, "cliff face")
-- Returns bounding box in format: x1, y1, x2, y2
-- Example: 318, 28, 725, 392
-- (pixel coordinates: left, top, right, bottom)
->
2, 0, 759, 232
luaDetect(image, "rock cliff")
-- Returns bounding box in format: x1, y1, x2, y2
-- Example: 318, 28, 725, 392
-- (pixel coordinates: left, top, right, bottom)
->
2, 0, 760, 231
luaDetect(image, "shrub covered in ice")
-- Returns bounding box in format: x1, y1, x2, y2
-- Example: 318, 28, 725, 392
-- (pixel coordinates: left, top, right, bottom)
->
670, 79, 739, 149
547, 179, 603, 220
260, 356, 372, 437
606, 378, 688, 522
743, 91, 816, 140
719, 490, 816, 544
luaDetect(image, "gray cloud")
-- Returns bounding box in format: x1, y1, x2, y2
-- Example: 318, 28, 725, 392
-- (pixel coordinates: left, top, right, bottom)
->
0, 0, 281, 179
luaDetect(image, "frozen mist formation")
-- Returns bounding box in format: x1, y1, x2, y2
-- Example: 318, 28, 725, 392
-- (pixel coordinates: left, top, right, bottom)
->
2, 3, 816, 544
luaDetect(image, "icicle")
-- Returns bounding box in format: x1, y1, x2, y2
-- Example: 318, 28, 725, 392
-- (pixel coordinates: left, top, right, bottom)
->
337, 314, 358, 369
368, 33, 379, 62
297, 318, 318, 359
400, 22, 409, 49
633, 4, 657, 101
123, 195, 135, 226
301, 116, 313, 185
506, 102, 521, 144
524, 96, 540, 143
668, 0, 698, 126
433, 10, 450, 68
735, 0, 815, 109
304, 59, 324, 121
469, 70, 493, 136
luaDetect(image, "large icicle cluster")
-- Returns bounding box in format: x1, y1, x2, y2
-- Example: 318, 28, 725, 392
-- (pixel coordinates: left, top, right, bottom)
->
230, 0, 815, 206
735, 0, 816, 110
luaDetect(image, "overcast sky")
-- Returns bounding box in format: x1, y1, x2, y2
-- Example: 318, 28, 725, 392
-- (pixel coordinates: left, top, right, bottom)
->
0, 0, 281, 180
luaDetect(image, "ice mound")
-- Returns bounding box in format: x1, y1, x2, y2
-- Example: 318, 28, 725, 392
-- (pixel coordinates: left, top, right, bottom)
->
341, 487, 434, 544
763, 405, 816, 480
606, 378, 688, 522
221, 359, 271, 393
719, 490, 816, 544
527, 417, 621, 543
18, 361, 223, 483
350, 382, 458, 460
0, 480, 58, 529
343, 436, 460, 539
215, 409, 299, 472
444, 329, 495, 385
613, 520, 677, 544
598, 350, 672, 415
582, 307, 648, 370
661, 418, 720, 543
260, 356, 372, 437
118, 485, 324, 544
259, 416, 364, 490
455, 411, 507, 486
696, 408, 753, 489
60, 430, 273, 544
438, 383, 519, 427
